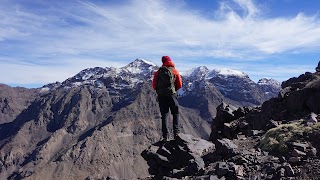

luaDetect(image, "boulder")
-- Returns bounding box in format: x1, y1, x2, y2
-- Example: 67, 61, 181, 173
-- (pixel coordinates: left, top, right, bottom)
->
210, 103, 250, 140
141, 133, 215, 178
215, 138, 239, 159
216, 162, 237, 179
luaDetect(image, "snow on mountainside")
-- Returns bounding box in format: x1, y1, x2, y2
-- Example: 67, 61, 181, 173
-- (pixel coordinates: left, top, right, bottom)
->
257, 78, 281, 96
122, 58, 156, 75
41, 59, 280, 106
207, 68, 247, 78
41, 59, 158, 92
181, 66, 280, 105
258, 78, 281, 87
183, 66, 210, 81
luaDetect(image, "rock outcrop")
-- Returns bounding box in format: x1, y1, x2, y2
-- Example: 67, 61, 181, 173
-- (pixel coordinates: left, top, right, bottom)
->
142, 133, 215, 178
142, 133, 314, 179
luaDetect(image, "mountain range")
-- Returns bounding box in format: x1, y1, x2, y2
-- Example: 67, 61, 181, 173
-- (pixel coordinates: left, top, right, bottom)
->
0, 58, 281, 179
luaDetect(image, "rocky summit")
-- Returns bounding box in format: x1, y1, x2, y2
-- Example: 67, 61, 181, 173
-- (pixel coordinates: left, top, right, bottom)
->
0, 58, 288, 179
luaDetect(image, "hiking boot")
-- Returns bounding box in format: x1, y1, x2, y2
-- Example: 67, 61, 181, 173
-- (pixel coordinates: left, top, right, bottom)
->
162, 136, 169, 142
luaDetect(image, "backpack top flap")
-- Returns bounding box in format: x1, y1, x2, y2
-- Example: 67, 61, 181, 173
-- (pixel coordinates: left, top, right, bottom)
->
156, 66, 176, 95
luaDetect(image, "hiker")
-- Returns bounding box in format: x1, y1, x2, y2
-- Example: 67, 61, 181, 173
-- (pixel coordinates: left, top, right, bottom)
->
152, 56, 183, 141
316, 61, 320, 72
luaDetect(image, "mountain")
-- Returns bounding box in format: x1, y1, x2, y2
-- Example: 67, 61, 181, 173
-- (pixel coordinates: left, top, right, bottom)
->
258, 78, 281, 99
180, 66, 281, 116
0, 58, 281, 179
0, 84, 39, 124
41, 59, 157, 91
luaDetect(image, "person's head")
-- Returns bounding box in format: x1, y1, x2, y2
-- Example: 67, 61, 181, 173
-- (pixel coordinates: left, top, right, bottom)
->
162, 56, 172, 64
161, 56, 175, 67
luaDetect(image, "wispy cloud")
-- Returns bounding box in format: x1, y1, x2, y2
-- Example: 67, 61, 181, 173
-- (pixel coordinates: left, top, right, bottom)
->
0, 0, 319, 86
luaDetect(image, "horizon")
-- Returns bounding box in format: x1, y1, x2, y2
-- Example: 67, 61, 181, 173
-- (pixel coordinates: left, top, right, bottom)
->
1, 0, 320, 88
6, 57, 315, 89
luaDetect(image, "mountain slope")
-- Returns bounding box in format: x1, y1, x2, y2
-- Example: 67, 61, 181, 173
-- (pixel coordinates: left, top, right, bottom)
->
0, 58, 280, 179
0, 81, 210, 179
258, 78, 281, 99
181, 67, 280, 108
0, 84, 39, 124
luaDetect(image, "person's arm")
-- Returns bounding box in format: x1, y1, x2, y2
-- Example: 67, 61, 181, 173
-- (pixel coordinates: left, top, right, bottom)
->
152, 71, 158, 90
174, 71, 182, 90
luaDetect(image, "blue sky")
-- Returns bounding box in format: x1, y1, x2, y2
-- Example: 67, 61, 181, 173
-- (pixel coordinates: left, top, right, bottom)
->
1, 0, 320, 88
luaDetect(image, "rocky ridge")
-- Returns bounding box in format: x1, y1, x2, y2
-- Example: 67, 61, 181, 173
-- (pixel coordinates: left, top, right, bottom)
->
182, 66, 280, 107
142, 64, 320, 179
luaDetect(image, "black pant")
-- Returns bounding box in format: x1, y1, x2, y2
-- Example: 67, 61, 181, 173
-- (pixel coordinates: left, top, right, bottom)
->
158, 94, 180, 138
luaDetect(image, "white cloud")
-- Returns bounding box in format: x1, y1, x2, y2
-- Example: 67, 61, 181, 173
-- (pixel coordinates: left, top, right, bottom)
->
0, 0, 319, 85
2, 0, 320, 57
0, 58, 127, 85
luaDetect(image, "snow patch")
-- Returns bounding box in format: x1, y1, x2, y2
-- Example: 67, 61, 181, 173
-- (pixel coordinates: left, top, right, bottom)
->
40, 87, 50, 93
213, 68, 247, 77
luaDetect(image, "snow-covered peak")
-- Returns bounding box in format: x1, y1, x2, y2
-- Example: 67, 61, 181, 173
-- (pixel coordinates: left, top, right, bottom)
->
207, 68, 248, 79
44, 58, 158, 91
258, 78, 281, 86
121, 58, 157, 74
183, 66, 209, 78
212, 68, 247, 77
183, 66, 248, 81
138, 58, 156, 66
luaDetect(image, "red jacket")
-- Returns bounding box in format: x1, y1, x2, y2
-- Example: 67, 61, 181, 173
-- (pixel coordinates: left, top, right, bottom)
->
152, 60, 182, 91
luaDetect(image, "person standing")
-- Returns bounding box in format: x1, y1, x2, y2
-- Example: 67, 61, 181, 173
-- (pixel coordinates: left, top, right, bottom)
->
152, 56, 182, 141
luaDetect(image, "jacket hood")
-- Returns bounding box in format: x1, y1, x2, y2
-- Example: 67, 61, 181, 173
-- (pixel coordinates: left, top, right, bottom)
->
162, 61, 175, 67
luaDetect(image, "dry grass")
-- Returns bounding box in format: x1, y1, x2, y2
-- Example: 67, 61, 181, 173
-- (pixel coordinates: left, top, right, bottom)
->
259, 120, 320, 153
